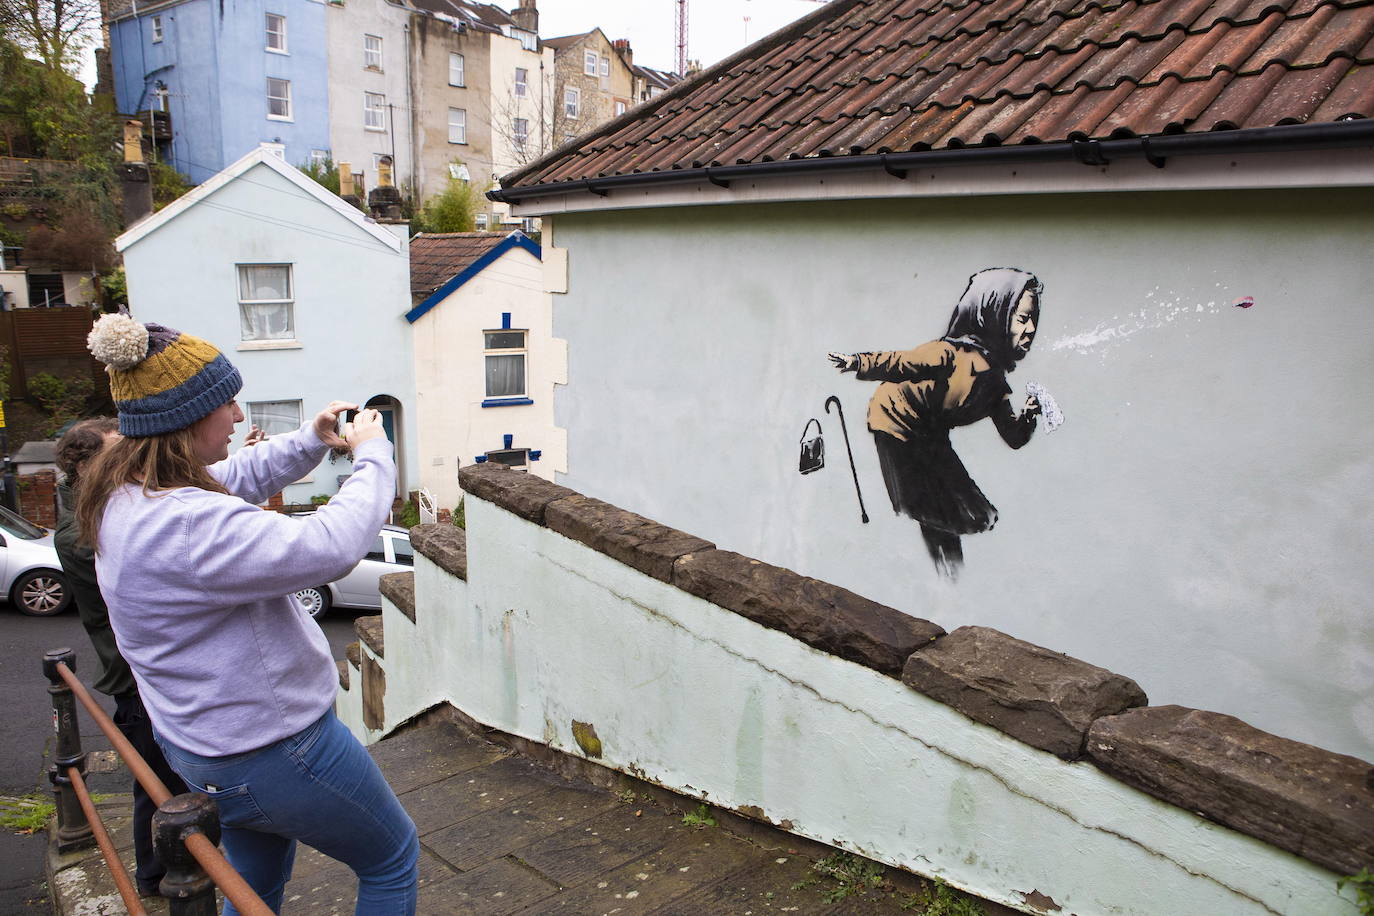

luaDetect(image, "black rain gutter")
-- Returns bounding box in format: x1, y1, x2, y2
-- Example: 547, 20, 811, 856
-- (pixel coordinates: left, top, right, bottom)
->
487, 120, 1374, 205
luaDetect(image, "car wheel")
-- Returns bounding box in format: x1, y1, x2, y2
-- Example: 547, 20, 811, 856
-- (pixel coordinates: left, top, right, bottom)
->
12, 569, 72, 617
295, 586, 332, 620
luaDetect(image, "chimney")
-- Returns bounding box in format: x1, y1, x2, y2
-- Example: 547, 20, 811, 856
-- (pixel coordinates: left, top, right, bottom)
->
339, 162, 363, 210
368, 156, 403, 219
511, 0, 537, 34
613, 38, 632, 68
118, 120, 154, 226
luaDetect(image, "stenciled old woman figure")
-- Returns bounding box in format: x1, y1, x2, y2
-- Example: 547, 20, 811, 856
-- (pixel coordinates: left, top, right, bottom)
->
829, 267, 1044, 578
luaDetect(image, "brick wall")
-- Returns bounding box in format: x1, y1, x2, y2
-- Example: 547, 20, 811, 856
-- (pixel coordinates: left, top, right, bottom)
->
17, 469, 57, 528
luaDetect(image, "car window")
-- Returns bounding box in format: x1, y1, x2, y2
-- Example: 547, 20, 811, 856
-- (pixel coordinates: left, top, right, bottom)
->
0, 505, 44, 539
365, 536, 386, 562
389, 536, 414, 567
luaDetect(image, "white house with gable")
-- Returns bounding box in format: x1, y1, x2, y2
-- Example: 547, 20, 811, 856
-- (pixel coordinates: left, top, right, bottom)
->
116, 147, 418, 504
406, 230, 565, 511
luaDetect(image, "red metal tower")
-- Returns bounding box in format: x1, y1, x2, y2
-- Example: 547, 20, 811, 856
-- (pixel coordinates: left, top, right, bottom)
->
675, 0, 689, 77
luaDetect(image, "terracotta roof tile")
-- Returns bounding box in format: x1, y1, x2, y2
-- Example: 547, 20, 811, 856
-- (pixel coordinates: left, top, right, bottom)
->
408, 233, 507, 298
506, 0, 1374, 190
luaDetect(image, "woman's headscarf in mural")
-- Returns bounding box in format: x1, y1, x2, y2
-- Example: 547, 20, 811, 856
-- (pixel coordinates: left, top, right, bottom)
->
942, 268, 1042, 372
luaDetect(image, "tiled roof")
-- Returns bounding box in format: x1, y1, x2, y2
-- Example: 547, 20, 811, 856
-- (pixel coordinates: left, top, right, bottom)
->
634, 64, 679, 93
544, 33, 592, 50
409, 232, 508, 298
407, 0, 513, 34
504, 0, 1374, 190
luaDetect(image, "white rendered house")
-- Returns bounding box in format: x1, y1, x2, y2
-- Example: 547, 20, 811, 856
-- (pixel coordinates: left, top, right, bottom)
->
115, 148, 418, 504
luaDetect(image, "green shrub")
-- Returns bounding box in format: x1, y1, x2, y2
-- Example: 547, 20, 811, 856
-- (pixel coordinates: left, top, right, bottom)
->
28, 371, 93, 435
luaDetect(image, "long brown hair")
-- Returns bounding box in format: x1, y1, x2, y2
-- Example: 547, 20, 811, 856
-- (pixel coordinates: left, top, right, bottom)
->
76, 426, 228, 549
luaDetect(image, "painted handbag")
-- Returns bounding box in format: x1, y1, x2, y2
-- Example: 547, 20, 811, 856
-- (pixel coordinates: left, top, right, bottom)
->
798, 418, 824, 474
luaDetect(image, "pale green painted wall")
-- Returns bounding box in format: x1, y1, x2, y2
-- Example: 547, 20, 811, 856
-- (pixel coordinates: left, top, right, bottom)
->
547, 188, 1374, 763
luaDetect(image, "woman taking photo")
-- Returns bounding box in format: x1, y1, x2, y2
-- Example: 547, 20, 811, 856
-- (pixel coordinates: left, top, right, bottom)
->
79, 315, 418, 915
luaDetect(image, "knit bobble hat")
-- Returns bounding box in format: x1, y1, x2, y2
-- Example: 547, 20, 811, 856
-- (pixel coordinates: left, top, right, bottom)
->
88, 314, 243, 437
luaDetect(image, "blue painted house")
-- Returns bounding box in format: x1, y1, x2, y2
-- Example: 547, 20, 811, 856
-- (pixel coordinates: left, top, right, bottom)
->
108, 0, 331, 183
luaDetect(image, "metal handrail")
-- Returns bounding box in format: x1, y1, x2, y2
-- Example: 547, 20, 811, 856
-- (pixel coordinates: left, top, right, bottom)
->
67, 761, 146, 915
45, 650, 273, 916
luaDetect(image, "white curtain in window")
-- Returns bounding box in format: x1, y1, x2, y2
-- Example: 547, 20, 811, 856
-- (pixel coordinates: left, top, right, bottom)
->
240, 303, 293, 340
485, 354, 525, 397
239, 265, 289, 300
250, 400, 302, 436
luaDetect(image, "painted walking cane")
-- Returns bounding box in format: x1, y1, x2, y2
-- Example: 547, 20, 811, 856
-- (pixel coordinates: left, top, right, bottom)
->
825, 396, 869, 523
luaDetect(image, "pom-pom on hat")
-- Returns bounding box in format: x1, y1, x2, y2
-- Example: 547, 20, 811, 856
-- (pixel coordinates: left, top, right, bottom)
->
88, 315, 243, 437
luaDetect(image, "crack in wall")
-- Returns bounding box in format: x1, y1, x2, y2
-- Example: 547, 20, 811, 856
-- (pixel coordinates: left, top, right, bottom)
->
523, 548, 1287, 916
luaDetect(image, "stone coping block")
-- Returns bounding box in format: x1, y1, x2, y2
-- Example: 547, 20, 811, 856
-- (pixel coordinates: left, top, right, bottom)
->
345, 640, 361, 670
380, 571, 416, 623
356, 615, 385, 659
545, 493, 715, 584
459, 463, 577, 524
1088, 705, 1374, 876
673, 549, 943, 676
336, 658, 349, 690
410, 524, 468, 580
901, 626, 1148, 760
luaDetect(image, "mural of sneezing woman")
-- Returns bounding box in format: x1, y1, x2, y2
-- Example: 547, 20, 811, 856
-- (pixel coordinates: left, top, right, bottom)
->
829, 267, 1043, 578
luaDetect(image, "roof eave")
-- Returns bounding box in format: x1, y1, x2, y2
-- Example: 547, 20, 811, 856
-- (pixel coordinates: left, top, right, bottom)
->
490, 120, 1374, 206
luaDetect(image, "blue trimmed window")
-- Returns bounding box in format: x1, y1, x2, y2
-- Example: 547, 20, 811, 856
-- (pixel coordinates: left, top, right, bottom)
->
483, 329, 526, 402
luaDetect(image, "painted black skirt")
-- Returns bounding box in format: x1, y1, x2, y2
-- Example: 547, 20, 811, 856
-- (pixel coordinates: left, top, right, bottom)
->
871, 430, 998, 535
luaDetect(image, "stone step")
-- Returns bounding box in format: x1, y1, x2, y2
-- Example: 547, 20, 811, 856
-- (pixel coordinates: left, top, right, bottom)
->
379, 571, 415, 622
355, 616, 384, 659
410, 524, 467, 580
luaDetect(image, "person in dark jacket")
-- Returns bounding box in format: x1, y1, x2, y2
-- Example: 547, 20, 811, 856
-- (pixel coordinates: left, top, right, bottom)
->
55, 417, 189, 898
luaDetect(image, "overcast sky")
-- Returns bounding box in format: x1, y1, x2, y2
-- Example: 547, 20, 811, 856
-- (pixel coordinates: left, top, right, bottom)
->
537, 0, 827, 73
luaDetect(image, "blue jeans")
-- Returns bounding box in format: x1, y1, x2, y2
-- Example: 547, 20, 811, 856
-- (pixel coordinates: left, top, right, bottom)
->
156, 710, 418, 915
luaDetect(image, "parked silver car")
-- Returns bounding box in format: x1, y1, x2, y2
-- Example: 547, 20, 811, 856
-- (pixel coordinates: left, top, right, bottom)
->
0, 505, 71, 616
293, 524, 414, 619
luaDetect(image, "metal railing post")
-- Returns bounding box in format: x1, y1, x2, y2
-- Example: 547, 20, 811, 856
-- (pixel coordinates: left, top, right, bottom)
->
43, 648, 93, 853
153, 793, 221, 915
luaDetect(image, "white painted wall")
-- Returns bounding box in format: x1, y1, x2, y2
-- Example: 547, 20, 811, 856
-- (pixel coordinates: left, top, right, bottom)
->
540, 188, 1374, 764
325, 0, 413, 192
487, 35, 554, 184
119, 158, 418, 502
339, 496, 1359, 916
0, 270, 28, 309
410, 244, 567, 510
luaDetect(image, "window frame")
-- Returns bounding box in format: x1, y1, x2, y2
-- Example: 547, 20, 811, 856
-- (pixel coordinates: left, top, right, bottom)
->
151, 15, 163, 42
448, 52, 465, 87
512, 117, 528, 153
247, 399, 303, 438
236, 263, 295, 343
363, 91, 387, 131
514, 67, 528, 98
599, 55, 609, 77
265, 13, 287, 53
363, 33, 382, 70
564, 87, 580, 120
266, 77, 292, 121
447, 107, 466, 144
583, 50, 597, 75
615, 100, 627, 117
482, 328, 527, 402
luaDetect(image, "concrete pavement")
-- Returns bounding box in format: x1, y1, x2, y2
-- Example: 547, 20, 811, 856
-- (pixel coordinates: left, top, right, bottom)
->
48, 711, 1007, 914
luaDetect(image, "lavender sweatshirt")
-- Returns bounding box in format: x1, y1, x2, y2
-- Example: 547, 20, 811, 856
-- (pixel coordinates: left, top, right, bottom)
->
96, 425, 395, 757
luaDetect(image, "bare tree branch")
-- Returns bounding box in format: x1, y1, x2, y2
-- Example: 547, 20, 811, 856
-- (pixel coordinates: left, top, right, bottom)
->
0, 0, 98, 72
